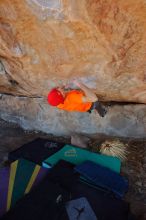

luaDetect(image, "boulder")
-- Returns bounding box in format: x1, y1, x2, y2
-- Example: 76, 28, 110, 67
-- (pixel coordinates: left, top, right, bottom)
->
0, 0, 146, 137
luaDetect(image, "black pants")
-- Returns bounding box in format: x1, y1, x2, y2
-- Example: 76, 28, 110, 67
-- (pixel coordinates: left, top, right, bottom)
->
88, 101, 107, 117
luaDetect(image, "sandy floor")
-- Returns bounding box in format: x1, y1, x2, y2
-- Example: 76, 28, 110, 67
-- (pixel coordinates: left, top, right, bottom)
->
0, 119, 146, 219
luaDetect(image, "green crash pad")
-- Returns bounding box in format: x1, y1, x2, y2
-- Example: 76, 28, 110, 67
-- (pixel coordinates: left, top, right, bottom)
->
7, 159, 48, 211
43, 145, 121, 173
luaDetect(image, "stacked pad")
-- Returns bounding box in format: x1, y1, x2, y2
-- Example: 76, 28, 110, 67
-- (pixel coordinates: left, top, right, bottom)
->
0, 167, 10, 217
43, 145, 128, 198
2, 139, 129, 219
8, 138, 65, 165
0, 159, 48, 217
43, 145, 121, 173
75, 161, 128, 198
1, 161, 133, 220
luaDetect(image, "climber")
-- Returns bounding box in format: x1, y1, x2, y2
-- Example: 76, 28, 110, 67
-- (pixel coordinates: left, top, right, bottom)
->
47, 80, 107, 117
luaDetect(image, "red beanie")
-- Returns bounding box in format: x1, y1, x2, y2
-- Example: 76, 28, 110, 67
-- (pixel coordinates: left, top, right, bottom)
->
47, 88, 65, 106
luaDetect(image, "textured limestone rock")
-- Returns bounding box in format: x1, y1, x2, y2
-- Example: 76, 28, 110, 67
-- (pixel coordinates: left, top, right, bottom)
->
0, 94, 146, 138
0, 0, 146, 137
0, 0, 146, 102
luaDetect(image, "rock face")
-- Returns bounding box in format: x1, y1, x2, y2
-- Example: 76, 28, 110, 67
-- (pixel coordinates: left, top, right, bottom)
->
0, 0, 146, 102
0, 95, 146, 138
0, 0, 146, 137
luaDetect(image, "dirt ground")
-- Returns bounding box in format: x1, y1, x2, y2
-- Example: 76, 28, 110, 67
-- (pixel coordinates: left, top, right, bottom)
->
0, 119, 146, 219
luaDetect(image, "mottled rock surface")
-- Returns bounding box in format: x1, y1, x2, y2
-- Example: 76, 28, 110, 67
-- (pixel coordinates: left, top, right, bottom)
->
0, 0, 146, 102
0, 0, 146, 137
0, 94, 146, 137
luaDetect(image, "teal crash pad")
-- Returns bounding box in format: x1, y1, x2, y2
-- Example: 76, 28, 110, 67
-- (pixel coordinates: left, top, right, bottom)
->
43, 145, 121, 173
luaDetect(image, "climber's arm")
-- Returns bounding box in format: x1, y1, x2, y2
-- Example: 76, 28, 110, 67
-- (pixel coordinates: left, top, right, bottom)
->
74, 81, 98, 103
